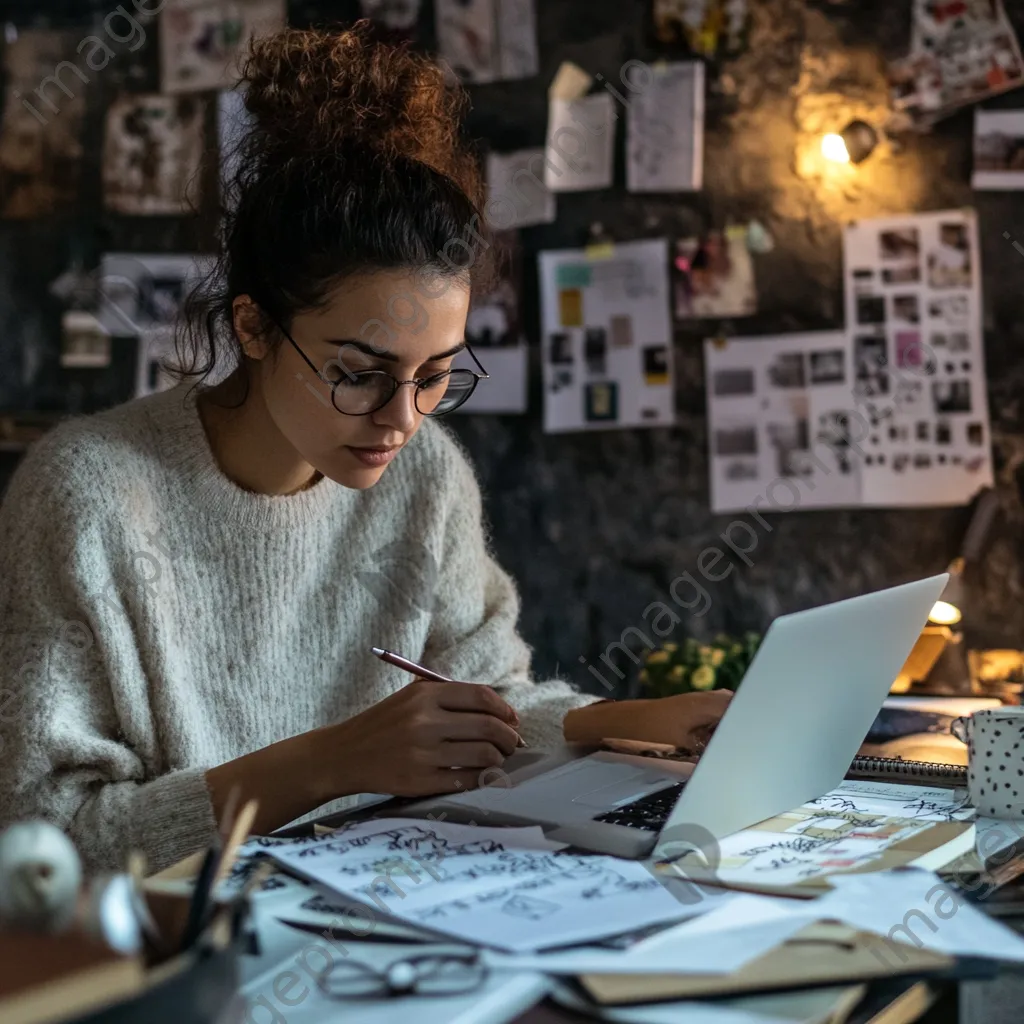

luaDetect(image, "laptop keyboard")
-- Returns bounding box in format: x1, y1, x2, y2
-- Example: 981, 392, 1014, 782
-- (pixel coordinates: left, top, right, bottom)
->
592, 781, 686, 832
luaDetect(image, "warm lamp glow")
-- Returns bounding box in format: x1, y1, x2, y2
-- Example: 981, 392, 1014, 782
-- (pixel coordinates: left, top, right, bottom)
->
929, 600, 962, 626
821, 133, 850, 163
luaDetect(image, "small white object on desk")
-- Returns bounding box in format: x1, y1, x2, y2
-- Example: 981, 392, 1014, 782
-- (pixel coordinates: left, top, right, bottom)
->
0, 820, 82, 932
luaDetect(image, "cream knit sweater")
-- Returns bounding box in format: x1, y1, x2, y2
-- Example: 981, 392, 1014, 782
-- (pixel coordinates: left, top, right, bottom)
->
0, 385, 600, 874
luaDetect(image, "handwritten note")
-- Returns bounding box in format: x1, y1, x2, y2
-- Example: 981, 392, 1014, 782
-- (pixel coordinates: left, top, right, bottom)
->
627, 61, 704, 192
266, 818, 691, 952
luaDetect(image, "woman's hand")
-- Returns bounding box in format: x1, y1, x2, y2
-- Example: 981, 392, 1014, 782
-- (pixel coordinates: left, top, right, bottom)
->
330, 680, 523, 797
563, 691, 733, 753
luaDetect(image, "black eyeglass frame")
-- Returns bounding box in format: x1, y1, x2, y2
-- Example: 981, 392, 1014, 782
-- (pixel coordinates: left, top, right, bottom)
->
315, 951, 487, 999
275, 317, 489, 418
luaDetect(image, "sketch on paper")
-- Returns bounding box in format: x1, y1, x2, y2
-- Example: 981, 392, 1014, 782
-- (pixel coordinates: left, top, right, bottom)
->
161, 0, 287, 94
103, 95, 206, 215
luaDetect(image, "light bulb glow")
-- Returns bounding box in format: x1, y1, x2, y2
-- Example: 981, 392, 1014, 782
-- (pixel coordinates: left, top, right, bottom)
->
821, 133, 850, 163
929, 600, 962, 626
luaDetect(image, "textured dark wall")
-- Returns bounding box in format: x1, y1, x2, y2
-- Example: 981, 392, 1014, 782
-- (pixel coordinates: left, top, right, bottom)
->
2, 0, 1024, 697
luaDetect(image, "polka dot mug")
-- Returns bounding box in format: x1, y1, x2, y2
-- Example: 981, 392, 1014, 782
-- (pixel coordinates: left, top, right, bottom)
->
952, 708, 1024, 818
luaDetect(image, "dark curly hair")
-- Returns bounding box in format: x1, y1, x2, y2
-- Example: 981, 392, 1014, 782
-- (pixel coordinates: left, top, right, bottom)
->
176, 22, 496, 390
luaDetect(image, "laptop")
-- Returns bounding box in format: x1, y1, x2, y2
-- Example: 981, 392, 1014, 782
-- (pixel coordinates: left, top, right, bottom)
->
394, 574, 948, 860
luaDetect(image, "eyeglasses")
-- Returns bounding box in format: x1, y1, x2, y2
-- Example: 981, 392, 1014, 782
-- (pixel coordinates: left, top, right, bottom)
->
276, 320, 489, 417
316, 951, 487, 999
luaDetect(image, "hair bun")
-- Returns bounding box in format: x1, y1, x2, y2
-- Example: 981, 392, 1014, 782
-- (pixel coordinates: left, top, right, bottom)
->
241, 23, 468, 180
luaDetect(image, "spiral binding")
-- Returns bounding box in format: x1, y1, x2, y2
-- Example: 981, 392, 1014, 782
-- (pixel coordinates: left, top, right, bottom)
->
848, 755, 967, 781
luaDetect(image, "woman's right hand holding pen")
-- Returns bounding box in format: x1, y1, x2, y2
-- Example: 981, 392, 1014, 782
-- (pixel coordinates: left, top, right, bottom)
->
328, 680, 522, 797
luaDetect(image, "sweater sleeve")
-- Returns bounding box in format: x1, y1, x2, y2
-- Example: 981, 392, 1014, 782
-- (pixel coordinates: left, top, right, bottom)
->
0, 437, 216, 875
421, 438, 602, 749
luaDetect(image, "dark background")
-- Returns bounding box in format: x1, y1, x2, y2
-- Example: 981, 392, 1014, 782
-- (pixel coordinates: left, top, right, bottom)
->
2, 0, 1024, 696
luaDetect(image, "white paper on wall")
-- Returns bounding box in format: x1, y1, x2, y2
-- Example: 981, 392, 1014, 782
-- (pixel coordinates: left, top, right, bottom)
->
435, 0, 538, 84
487, 149, 557, 229
539, 239, 675, 433
544, 93, 616, 193
161, 0, 286, 94
972, 108, 1024, 190
843, 208, 993, 507
627, 61, 704, 192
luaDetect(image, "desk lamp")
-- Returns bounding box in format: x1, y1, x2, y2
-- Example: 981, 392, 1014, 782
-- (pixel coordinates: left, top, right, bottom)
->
917, 488, 1001, 694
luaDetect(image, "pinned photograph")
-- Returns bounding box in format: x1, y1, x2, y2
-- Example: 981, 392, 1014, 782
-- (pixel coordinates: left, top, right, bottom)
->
810, 350, 845, 384
550, 367, 573, 393
724, 459, 758, 481
767, 411, 810, 477
486, 148, 556, 229
584, 381, 619, 422
928, 294, 969, 323
161, 0, 286, 94
928, 223, 972, 289
882, 264, 921, 285
855, 334, 888, 397
466, 233, 524, 348
968, 422, 985, 446
767, 352, 805, 388
548, 332, 573, 365
713, 368, 755, 396
643, 345, 671, 385
436, 0, 538, 85
880, 228, 920, 261
933, 379, 972, 414
60, 311, 111, 369
715, 424, 758, 456
914, 453, 933, 469
896, 331, 924, 369
892, 295, 920, 324
852, 268, 875, 296
973, 109, 1024, 188
674, 229, 757, 320
103, 94, 206, 215
948, 332, 970, 352
96, 253, 208, 336
916, 421, 930, 442
856, 295, 886, 325
609, 315, 634, 348
585, 327, 608, 375
559, 288, 583, 326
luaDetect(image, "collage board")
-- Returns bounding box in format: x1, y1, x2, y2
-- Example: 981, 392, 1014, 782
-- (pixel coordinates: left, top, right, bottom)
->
705, 209, 993, 513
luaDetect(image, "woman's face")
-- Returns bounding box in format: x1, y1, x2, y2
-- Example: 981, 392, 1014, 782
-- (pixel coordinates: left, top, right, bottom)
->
237, 270, 471, 490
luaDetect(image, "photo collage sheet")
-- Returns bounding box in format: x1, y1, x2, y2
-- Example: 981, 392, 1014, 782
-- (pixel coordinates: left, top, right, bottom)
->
704, 209, 992, 513
845, 209, 992, 506
539, 239, 676, 434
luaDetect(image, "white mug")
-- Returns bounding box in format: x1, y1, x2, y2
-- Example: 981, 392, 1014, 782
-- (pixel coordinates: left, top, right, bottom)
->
952, 708, 1024, 818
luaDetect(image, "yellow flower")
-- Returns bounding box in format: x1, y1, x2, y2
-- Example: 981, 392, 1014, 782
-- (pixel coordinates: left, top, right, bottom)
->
698, 645, 713, 664
691, 665, 716, 690
670, 665, 685, 681
647, 650, 670, 664
639, 669, 649, 683
710, 649, 725, 667
663, 643, 678, 653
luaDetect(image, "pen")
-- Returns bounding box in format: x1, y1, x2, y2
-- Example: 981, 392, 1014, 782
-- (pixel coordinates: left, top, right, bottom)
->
371, 646, 527, 748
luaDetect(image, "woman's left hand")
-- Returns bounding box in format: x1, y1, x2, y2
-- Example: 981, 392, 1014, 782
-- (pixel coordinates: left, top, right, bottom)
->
563, 691, 733, 753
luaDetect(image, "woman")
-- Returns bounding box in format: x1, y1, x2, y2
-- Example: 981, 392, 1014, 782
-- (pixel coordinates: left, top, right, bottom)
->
0, 26, 729, 874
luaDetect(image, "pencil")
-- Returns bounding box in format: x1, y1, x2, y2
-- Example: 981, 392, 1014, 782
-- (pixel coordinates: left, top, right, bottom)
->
371, 646, 527, 748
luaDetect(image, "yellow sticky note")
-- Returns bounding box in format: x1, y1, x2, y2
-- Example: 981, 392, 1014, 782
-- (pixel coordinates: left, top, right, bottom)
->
559, 288, 583, 327
584, 241, 615, 260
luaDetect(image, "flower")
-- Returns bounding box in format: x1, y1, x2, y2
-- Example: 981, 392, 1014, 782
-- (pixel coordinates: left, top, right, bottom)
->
710, 648, 725, 667
669, 664, 685, 681
646, 650, 670, 664
691, 665, 716, 690
698, 645, 713, 663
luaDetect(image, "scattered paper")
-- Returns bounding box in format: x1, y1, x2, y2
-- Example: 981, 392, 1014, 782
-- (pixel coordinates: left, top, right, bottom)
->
652, 0, 750, 58
817, 869, 1024, 963
160, 0, 287, 94
435, 0, 538, 84
481, 893, 816, 975
487, 149, 556, 229
675, 225, 756, 319
103, 94, 206, 215
0, 29, 87, 218
662, 784, 974, 892
266, 818, 692, 953
889, 0, 1024, 128
627, 62, 704, 193
973, 108, 1024, 189
539, 239, 676, 433
545, 94, 616, 192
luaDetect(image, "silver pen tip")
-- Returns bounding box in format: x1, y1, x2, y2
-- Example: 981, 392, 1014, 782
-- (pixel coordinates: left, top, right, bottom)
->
371, 647, 386, 656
